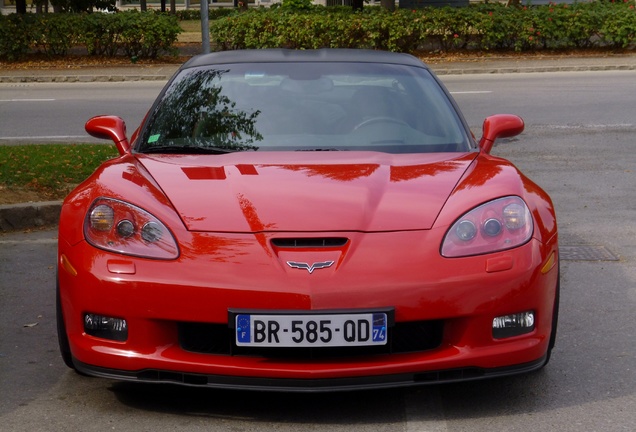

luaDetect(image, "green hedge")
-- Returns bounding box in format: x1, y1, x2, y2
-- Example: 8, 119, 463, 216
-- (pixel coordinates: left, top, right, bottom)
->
0, 14, 34, 61
174, 8, 237, 21
2, 3, 635, 61
210, 2, 636, 52
0, 11, 182, 60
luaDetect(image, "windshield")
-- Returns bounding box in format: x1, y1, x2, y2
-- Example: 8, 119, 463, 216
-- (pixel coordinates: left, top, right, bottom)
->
137, 62, 472, 154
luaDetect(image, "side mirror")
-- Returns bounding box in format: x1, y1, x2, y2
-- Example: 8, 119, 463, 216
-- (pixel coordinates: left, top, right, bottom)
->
85, 115, 131, 156
478, 114, 524, 154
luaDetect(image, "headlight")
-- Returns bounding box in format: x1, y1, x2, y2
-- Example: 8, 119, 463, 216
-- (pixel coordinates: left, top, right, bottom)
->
84, 197, 179, 260
441, 196, 533, 258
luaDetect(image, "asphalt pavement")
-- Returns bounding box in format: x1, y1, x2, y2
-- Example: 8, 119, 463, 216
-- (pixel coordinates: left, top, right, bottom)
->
2, 51, 636, 231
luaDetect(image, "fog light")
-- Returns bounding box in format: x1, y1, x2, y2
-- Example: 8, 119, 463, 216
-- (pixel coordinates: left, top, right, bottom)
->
84, 313, 128, 341
492, 311, 534, 339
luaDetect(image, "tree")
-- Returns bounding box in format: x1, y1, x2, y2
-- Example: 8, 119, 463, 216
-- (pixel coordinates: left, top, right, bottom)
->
34, 0, 50, 13
380, 0, 394, 11
149, 69, 262, 151
15, 0, 27, 14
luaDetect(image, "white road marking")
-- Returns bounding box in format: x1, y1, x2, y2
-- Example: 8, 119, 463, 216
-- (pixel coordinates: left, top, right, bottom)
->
0, 239, 58, 245
0, 135, 89, 140
538, 123, 635, 130
0, 98, 55, 102
449, 91, 492, 94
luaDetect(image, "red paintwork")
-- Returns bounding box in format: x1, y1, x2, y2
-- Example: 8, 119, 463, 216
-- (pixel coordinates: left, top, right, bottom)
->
58, 114, 558, 388
136, 152, 476, 232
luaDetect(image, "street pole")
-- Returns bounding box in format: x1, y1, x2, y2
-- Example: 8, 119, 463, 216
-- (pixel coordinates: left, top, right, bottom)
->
201, 0, 210, 54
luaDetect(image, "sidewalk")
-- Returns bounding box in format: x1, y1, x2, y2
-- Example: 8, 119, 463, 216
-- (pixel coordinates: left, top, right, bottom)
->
2, 51, 636, 83
2, 50, 636, 232
0, 64, 181, 83
428, 52, 636, 75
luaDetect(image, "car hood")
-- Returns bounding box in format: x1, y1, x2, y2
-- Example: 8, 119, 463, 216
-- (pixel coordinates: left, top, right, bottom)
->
136, 152, 477, 232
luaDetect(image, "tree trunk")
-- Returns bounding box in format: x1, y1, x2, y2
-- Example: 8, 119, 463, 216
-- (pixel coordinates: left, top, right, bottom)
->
140, 0, 147, 12
380, 0, 394, 11
351, 0, 363, 11
16, 0, 28, 14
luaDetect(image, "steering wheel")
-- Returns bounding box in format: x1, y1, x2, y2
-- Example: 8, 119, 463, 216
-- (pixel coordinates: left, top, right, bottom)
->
353, 116, 410, 131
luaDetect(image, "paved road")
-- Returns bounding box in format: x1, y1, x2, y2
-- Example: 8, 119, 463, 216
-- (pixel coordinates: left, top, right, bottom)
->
445, 70, 636, 130
0, 81, 163, 144
3, 69, 636, 145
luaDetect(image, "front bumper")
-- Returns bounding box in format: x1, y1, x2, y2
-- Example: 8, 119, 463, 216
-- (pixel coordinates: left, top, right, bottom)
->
58, 229, 558, 389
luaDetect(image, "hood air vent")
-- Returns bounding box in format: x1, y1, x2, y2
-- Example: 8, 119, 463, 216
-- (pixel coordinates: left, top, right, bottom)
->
271, 238, 349, 248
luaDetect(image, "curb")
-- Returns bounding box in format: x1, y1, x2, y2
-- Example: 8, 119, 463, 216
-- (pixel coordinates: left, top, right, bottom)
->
0, 74, 170, 83
431, 64, 636, 75
0, 201, 62, 232
2, 63, 636, 83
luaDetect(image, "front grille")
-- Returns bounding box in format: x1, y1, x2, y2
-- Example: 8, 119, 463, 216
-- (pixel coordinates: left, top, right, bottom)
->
179, 322, 231, 355
178, 320, 443, 358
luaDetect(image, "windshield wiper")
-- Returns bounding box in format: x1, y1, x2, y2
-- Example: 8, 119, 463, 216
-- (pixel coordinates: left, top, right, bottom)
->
141, 145, 240, 155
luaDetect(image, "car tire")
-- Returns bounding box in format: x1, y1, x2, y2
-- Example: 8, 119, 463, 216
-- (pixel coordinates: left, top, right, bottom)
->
56, 278, 76, 370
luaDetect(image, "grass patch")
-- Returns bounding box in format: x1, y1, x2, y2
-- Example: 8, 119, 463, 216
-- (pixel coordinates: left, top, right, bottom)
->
178, 20, 203, 43
180, 19, 202, 33
0, 144, 119, 201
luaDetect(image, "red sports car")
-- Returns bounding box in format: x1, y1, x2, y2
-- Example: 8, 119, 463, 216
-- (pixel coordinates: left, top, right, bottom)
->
57, 49, 559, 391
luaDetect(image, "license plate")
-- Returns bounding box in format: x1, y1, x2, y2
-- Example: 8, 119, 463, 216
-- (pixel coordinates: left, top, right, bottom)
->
234, 312, 388, 347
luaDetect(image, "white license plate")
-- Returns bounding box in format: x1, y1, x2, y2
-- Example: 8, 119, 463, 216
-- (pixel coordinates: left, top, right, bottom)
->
235, 312, 388, 347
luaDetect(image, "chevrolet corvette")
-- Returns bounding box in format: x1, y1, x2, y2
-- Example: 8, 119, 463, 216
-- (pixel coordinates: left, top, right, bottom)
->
56, 49, 559, 392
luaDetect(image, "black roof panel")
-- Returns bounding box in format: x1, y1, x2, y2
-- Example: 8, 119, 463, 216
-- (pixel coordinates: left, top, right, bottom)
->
182, 49, 429, 70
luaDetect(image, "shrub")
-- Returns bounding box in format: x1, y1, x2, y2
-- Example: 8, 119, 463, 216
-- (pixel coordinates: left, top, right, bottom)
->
118, 11, 182, 58
0, 11, 181, 61
209, 2, 636, 53
81, 12, 125, 56
174, 8, 237, 21
0, 14, 34, 61
32, 13, 84, 56
281, 0, 314, 10
1, 3, 635, 62
600, 2, 636, 48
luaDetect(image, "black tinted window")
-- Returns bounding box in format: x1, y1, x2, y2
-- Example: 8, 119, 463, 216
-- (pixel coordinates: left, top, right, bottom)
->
138, 62, 471, 154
